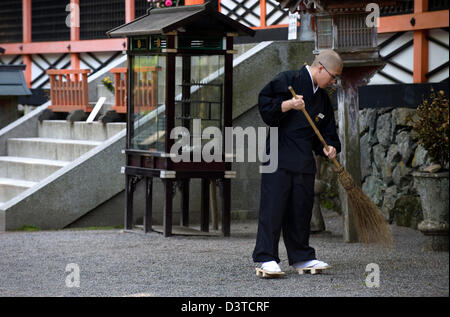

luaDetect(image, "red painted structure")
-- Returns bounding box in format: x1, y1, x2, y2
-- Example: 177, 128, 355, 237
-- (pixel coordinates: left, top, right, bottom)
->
378, 0, 449, 83
46, 69, 91, 112
1, 0, 295, 89
110, 67, 161, 114
2, 0, 135, 88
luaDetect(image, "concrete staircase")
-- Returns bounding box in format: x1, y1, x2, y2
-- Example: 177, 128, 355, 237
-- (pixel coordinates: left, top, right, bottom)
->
0, 120, 125, 226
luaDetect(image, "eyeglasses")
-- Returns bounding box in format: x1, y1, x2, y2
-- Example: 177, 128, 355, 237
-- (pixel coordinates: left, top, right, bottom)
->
319, 62, 341, 81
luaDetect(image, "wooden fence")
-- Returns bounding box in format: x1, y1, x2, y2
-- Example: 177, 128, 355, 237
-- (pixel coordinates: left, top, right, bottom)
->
46, 69, 91, 112
110, 66, 161, 114
46, 66, 160, 114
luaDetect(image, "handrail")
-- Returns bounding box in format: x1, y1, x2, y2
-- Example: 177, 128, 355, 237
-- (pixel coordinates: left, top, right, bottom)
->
46, 69, 91, 75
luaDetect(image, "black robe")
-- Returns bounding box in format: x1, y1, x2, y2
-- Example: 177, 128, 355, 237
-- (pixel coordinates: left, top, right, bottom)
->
258, 65, 341, 173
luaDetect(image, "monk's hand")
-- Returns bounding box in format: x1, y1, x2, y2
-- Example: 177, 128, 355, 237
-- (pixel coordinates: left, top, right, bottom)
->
290, 95, 305, 111
323, 146, 336, 159
281, 95, 305, 112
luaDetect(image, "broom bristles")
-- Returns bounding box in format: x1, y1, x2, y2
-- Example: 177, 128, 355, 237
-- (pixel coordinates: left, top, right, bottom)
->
337, 168, 393, 246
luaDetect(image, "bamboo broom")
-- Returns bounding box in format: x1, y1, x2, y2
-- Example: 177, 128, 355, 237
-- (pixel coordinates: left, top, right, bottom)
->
288, 86, 392, 246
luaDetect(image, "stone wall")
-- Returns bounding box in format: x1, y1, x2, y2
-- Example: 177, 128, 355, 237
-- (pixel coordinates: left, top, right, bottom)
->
317, 107, 436, 230
359, 107, 429, 229
356, 107, 431, 229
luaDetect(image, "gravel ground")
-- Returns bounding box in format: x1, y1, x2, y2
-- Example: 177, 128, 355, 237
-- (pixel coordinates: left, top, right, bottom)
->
0, 209, 448, 297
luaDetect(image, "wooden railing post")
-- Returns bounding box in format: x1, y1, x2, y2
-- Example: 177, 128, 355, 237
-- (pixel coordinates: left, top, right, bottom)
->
151, 68, 159, 108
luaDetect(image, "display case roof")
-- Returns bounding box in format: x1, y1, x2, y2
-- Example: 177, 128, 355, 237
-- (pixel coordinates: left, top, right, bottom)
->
107, 2, 255, 38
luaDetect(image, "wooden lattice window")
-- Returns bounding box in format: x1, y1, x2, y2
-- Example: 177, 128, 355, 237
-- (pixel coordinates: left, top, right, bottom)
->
314, 13, 377, 52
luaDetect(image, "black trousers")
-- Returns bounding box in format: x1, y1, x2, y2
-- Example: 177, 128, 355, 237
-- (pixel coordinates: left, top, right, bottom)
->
252, 168, 316, 265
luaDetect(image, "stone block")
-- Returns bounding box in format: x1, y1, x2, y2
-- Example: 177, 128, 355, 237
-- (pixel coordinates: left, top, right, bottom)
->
381, 164, 393, 185
362, 175, 384, 206
396, 131, 415, 164
382, 185, 397, 221
393, 108, 417, 127
411, 144, 430, 168
366, 109, 378, 145
360, 133, 371, 180
376, 112, 394, 147
386, 144, 401, 168
392, 161, 412, 188
372, 143, 386, 170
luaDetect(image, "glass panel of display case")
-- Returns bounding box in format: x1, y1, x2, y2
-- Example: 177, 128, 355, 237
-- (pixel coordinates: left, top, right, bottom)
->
130, 55, 166, 152
174, 55, 224, 157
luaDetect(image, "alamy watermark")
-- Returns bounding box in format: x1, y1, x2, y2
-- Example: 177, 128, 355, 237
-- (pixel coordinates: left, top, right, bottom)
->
365, 3, 380, 28
170, 119, 278, 173
365, 263, 380, 288
65, 263, 80, 288
64, 2, 379, 29
65, 2, 80, 28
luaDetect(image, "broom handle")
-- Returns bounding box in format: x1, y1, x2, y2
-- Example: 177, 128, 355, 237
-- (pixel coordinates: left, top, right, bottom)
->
288, 86, 342, 170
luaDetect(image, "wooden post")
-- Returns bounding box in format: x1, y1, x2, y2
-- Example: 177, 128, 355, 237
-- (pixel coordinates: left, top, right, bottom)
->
163, 179, 173, 237
165, 35, 176, 156
260, 0, 267, 28
337, 79, 360, 243
151, 68, 159, 109
180, 179, 190, 227
221, 178, 231, 237
413, 0, 428, 83
144, 177, 153, 233
22, 0, 32, 88
125, 0, 135, 23
113, 71, 120, 110
224, 36, 233, 169
210, 180, 219, 230
81, 71, 89, 106
125, 175, 134, 230
221, 35, 233, 237
126, 52, 133, 149
337, 66, 381, 242
200, 178, 210, 232
70, 0, 80, 70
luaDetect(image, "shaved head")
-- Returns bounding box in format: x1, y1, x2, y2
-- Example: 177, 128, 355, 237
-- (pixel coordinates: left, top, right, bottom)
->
312, 49, 343, 72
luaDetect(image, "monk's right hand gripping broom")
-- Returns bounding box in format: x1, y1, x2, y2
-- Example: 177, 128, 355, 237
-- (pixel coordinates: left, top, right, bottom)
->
288, 86, 392, 246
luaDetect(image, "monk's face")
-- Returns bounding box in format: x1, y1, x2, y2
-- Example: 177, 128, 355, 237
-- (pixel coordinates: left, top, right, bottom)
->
317, 63, 342, 88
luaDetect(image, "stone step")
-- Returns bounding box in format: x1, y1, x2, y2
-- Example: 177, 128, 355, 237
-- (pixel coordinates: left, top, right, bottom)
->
0, 156, 69, 182
0, 177, 37, 203
7, 138, 102, 161
38, 120, 126, 141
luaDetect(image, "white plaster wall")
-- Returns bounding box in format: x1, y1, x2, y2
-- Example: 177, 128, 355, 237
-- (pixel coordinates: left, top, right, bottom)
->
369, 29, 449, 85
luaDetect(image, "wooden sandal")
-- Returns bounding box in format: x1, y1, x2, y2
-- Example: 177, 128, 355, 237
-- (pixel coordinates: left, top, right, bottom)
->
296, 265, 332, 275
255, 267, 286, 278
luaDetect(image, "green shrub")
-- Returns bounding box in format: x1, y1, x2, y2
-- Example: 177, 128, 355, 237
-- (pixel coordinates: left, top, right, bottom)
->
409, 89, 449, 169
